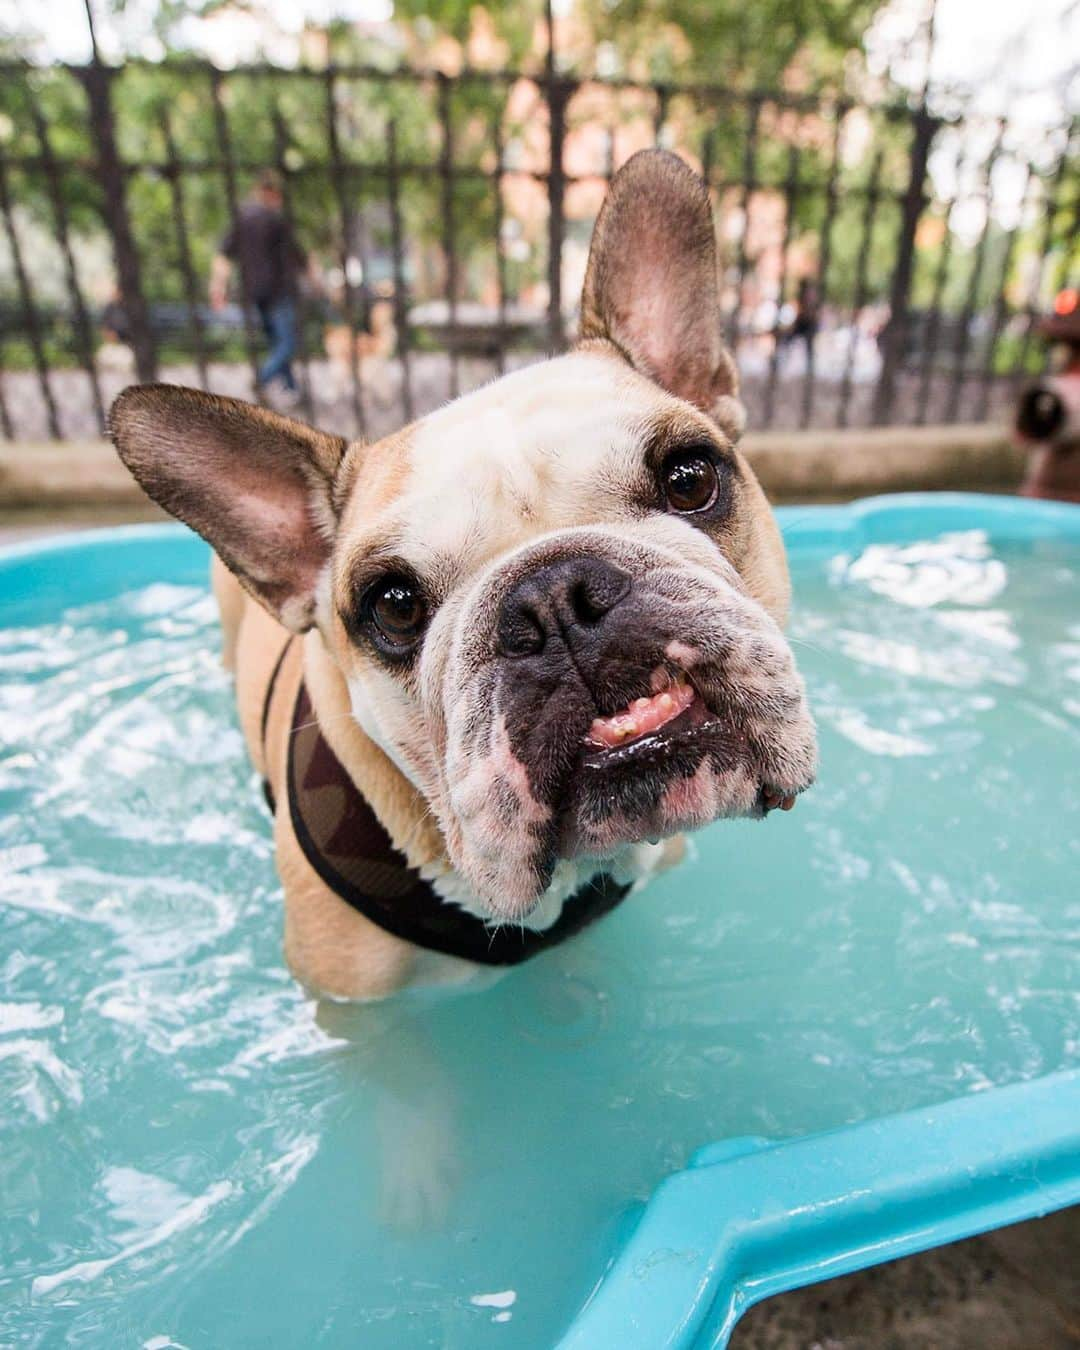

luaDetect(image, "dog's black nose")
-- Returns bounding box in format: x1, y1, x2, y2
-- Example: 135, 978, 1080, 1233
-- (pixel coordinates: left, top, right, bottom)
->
496, 557, 632, 658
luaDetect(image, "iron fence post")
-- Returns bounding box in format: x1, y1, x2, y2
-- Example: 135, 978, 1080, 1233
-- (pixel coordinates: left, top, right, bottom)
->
385, 119, 414, 424
436, 71, 460, 397
29, 90, 106, 432
77, 60, 158, 386
271, 99, 315, 423
542, 0, 568, 353
0, 150, 61, 438
871, 104, 938, 426
492, 114, 509, 377
838, 150, 885, 429
801, 101, 846, 428
945, 120, 1006, 423
209, 67, 262, 390
1015, 122, 1076, 383
545, 77, 569, 353
653, 84, 670, 144
324, 65, 366, 438
726, 95, 762, 352
160, 107, 209, 393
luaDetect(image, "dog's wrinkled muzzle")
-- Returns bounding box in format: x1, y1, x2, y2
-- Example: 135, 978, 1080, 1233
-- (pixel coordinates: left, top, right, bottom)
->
441, 541, 817, 917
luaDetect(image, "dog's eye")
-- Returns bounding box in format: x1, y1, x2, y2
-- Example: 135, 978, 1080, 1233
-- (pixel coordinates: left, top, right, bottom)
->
660, 449, 720, 514
364, 573, 428, 654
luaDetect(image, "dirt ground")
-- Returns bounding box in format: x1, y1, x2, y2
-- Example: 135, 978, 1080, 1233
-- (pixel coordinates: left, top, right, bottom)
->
730, 1207, 1080, 1349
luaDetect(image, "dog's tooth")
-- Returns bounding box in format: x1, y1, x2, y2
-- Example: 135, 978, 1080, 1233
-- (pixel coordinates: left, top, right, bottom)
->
632, 698, 650, 711
657, 694, 674, 713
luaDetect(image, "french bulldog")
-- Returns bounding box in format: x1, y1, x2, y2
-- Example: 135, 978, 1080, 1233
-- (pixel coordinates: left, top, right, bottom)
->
110, 149, 817, 1003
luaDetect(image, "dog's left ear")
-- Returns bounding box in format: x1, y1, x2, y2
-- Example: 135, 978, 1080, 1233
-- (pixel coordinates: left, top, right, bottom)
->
580, 148, 744, 441
110, 384, 347, 632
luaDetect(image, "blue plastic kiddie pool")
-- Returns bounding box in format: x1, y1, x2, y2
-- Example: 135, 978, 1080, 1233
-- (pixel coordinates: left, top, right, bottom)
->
1, 493, 1077, 1348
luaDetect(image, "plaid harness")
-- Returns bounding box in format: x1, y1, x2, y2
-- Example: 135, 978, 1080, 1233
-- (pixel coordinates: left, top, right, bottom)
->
261, 639, 629, 965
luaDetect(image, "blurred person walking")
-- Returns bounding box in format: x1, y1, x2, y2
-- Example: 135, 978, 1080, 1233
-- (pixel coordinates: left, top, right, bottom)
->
210, 170, 308, 407
785, 278, 822, 361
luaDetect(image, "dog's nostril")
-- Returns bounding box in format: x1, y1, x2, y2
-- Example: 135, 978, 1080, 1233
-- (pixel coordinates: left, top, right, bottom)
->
570, 568, 631, 624
570, 581, 603, 624
496, 605, 546, 658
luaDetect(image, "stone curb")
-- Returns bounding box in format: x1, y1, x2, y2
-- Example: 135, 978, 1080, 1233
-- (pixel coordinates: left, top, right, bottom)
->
0, 424, 1024, 513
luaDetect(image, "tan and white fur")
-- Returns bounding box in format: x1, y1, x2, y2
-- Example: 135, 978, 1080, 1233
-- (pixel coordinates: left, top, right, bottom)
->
110, 150, 817, 1003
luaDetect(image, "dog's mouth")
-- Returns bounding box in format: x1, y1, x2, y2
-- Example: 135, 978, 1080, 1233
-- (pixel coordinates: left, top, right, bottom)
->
583, 667, 796, 808
553, 663, 804, 858
583, 668, 698, 749
449, 621, 817, 915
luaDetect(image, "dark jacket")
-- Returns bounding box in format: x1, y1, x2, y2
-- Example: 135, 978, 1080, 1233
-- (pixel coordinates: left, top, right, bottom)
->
221, 201, 305, 305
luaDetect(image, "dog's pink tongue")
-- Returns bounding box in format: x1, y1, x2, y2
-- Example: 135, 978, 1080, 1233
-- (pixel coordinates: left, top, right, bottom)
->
586, 681, 695, 749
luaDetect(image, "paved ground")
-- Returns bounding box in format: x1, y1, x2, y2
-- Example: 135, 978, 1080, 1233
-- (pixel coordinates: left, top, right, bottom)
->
730, 1207, 1080, 1348
4, 513, 1074, 1349
2, 349, 1020, 442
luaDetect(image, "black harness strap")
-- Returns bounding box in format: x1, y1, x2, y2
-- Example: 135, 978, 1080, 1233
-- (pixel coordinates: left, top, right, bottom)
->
259, 634, 295, 813
284, 682, 631, 966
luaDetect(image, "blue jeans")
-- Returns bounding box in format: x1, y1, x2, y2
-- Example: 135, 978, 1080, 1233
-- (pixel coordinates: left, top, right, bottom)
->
256, 297, 298, 391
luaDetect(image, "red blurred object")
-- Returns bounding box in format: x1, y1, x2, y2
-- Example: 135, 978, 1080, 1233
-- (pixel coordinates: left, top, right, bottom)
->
1053, 288, 1078, 317
1015, 295, 1080, 503
1036, 291, 1080, 346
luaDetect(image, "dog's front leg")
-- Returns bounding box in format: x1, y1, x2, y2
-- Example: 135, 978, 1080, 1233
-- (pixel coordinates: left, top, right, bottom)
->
316, 998, 461, 1233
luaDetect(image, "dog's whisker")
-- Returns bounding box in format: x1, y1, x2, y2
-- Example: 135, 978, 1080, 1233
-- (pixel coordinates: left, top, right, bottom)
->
786, 635, 835, 661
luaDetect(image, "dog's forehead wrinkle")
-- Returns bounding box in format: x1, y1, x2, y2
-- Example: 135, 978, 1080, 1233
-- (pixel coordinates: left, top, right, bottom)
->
393, 353, 668, 550
336, 526, 459, 607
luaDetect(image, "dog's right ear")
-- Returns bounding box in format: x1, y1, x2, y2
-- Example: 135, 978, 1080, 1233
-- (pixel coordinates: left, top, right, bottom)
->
579, 148, 744, 442
109, 385, 347, 633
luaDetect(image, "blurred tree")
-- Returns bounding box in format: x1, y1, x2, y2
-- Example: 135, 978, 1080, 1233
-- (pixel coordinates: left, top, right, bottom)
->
574, 0, 882, 89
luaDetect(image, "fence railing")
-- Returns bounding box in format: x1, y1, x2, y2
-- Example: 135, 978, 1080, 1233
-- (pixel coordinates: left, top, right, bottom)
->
0, 49, 1076, 442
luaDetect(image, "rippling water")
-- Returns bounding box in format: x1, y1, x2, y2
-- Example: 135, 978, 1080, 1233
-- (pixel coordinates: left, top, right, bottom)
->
1, 528, 1078, 1347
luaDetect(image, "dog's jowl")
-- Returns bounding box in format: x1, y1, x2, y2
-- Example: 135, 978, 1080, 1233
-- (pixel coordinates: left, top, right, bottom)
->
110, 149, 817, 1000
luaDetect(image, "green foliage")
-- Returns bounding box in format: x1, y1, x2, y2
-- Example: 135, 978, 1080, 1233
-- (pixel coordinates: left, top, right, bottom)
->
574, 0, 882, 88
0, 56, 516, 315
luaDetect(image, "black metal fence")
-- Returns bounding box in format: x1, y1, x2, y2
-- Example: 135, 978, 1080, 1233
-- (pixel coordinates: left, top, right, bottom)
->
0, 48, 1076, 442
